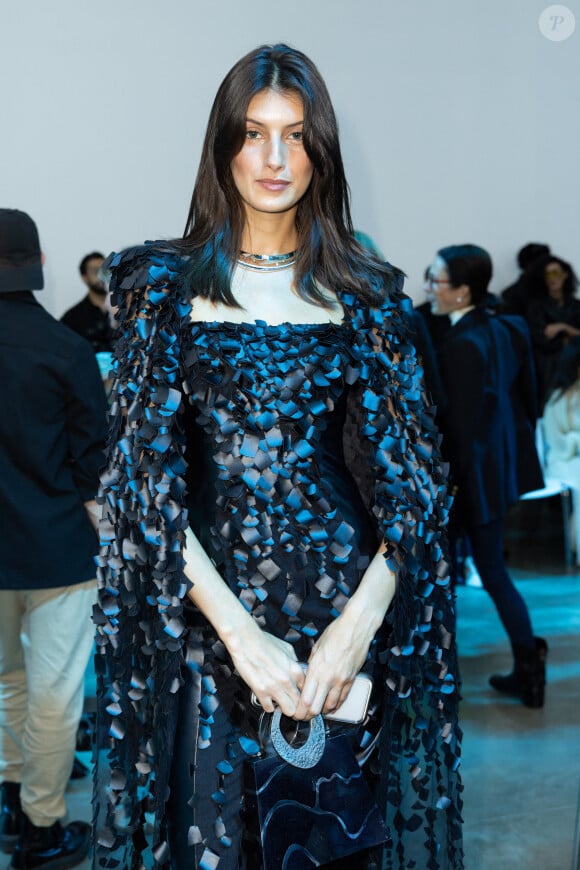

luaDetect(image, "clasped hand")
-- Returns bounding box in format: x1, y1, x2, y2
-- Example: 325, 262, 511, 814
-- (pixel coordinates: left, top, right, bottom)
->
227, 612, 373, 721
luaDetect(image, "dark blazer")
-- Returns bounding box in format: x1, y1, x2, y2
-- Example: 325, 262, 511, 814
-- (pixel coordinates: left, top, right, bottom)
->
406, 309, 447, 414
525, 295, 580, 406
438, 308, 544, 527
0, 292, 108, 589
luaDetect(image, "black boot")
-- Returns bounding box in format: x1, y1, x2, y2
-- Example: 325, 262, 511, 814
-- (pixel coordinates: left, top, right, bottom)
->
0, 781, 23, 853
68, 757, 89, 781
8, 815, 91, 870
489, 637, 548, 708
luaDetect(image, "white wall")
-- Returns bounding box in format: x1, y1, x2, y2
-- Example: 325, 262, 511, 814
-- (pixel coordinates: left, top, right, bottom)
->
1, 0, 578, 315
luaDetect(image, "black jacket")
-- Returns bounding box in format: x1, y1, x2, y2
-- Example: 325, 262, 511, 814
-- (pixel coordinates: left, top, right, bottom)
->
0, 292, 108, 589
61, 294, 116, 353
438, 308, 543, 527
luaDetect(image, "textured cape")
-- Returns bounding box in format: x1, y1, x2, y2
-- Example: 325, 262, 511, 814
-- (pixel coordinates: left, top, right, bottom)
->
93, 242, 463, 869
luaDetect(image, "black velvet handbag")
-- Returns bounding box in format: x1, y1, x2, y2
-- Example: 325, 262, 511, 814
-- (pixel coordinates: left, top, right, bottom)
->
243, 710, 390, 869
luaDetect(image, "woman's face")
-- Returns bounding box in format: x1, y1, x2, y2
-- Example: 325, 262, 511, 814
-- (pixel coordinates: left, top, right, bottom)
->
425, 256, 468, 316
544, 261, 568, 302
231, 88, 313, 227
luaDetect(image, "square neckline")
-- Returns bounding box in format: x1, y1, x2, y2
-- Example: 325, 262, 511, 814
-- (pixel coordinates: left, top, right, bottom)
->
188, 317, 350, 332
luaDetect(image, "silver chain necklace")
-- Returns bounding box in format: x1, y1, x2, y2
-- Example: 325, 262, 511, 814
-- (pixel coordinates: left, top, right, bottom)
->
238, 250, 297, 271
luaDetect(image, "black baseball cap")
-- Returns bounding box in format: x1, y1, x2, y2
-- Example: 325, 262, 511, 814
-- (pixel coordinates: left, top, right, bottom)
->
0, 209, 44, 292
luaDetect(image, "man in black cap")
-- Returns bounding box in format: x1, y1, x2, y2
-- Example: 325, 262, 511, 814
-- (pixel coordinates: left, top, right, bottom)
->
0, 209, 107, 869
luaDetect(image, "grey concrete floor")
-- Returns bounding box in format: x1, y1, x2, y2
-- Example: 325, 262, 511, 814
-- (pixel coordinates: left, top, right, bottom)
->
458, 498, 580, 870
458, 576, 580, 869
7, 499, 578, 870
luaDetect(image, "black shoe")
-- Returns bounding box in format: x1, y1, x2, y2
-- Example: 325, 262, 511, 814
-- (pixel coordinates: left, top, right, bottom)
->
75, 714, 95, 753
0, 781, 23, 853
489, 637, 548, 708
8, 816, 91, 870
69, 757, 89, 781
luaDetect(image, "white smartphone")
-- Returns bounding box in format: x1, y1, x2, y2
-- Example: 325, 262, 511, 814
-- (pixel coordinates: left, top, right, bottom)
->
324, 672, 373, 724
251, 667, 372, 725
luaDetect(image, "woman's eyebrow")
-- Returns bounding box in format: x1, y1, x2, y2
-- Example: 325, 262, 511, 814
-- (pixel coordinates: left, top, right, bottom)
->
245, 117, 304, 127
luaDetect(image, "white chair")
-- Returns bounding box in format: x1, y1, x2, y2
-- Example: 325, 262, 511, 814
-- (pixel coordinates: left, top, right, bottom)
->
520, 418, 574, 567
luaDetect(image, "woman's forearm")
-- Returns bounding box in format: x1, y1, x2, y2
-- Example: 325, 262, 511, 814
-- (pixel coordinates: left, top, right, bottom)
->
340, 544, 396, 639
183, 528, 396, 719
183, 527, 257, 646
183, 527, 304, 714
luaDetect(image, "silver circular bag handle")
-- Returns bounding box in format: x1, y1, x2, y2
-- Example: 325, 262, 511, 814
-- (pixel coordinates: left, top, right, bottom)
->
270, 709, 325, 769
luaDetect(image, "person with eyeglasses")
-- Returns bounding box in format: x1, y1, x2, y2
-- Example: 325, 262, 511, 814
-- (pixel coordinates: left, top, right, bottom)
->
520, 254, 580, 408
425, 244, 548, 709
416, 268, 500, 363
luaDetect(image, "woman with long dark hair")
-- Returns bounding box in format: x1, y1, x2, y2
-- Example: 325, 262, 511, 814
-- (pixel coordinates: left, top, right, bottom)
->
93, 45, 462, 869
523, 254, 580, 406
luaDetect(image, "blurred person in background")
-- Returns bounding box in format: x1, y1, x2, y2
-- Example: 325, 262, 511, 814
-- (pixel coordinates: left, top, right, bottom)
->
61, 251, 116, 354
0, 210, 107, 869
426, 243, 548, 708
501, 242, 551, 316
61, 251, 116, 398
523, 254, 580, 408
543, 336, 580, 555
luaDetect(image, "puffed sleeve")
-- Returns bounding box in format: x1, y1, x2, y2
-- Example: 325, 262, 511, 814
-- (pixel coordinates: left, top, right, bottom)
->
342, 274, 463, 868
93, 243, 192, 866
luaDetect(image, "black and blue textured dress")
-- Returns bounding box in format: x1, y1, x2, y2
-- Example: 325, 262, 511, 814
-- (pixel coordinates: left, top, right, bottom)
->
93, 243, 463, 869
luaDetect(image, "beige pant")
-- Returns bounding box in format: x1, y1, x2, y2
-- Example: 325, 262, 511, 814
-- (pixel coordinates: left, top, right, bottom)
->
0, 580, 95, 826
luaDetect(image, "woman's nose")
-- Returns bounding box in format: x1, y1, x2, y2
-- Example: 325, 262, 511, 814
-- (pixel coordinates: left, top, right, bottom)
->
265, 136, 286, 170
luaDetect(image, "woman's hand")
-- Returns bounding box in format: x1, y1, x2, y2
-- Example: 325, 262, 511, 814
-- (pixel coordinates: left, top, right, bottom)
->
224, 621, 306, 718
184, 528, 394, 723
545, 322, 579, 341
293, 611, 373, 720
293, 547, 396, 720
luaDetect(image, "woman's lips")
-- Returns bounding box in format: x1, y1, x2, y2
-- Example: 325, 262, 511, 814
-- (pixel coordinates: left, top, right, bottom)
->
257, 180, 290, 191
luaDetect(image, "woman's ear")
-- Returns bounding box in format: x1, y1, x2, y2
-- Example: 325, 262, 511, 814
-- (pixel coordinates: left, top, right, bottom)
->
455, 284, 471, 306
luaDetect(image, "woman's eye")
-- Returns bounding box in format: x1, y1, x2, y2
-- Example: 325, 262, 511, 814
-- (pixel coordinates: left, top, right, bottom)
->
245, 129, 262, 140
288, 130, 304, 142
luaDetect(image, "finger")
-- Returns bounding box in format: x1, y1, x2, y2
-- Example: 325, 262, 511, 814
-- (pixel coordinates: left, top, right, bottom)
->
292, 698, 310, 720
275, 691, 300, 718
293, 675, 319, 720
270, 675, 303, 714
306, 683, 330, 718
322, 684, 348, 715
300, 673, 331, 719
292, 662, 306, 690
258, 696, 275, 713
300, 670, 318, 705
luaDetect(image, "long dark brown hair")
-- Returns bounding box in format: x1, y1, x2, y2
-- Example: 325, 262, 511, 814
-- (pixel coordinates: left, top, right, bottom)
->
177, 43, 398, 307
523, 253, 578, 303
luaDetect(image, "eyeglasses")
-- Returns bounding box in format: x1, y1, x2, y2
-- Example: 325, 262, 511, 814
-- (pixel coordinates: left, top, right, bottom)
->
425, 275, 452, 287
545, 267, 565, 278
